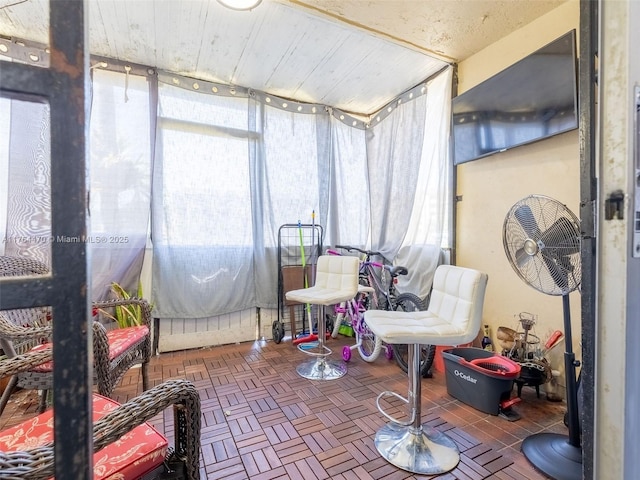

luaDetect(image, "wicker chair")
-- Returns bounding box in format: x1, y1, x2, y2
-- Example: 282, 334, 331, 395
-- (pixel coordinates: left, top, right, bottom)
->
0, 255, 152, 415
0, 350, 201, 480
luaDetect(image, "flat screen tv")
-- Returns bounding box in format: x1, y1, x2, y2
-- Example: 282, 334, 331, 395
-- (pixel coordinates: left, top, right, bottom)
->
452, 30, 578, 165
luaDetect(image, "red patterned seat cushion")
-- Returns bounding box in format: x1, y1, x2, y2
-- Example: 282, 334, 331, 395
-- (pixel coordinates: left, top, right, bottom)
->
0, 393, 168, 479
106, 325, 149, 359
30, 325, 149, 373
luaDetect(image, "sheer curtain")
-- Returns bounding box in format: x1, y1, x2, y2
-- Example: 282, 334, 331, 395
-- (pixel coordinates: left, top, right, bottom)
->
152, 83, 334, 318
0, 69, 152, 300
365, 90, 427, 262
323, 117, 369, 248
0, 98, 8, 255
152, 84, 255, 317
3, 61, 452, 333
392, 67, 454, 298
0, 98, 51, 263
89, 69, 152, 300
152, 69, 452, 322
402, 67, 453, 249
248, 97, 332, 309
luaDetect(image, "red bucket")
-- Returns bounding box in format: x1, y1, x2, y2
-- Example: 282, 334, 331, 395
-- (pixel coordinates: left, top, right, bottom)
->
468, 355, 521, 378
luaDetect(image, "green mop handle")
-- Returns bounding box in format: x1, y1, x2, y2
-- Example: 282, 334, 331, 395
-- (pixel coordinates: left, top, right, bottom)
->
310, 210, 316, 283
298, 221, 311, 319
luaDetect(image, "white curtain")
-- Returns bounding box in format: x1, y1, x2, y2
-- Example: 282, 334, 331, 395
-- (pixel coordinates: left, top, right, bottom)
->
393, 68, 454, 298
152, 85, 256, 317
365, 96, 427, 262
402, 67, 453, 249
0, 97, 8, 255
89, 70, 152, 299
0, 70, 152, 301
324, 117, 369, 248
3, 65, 452, 321
0, 98, 51, 263
151, 68, 452, 320
151, 84, 334, 318
248, 97, 332, 309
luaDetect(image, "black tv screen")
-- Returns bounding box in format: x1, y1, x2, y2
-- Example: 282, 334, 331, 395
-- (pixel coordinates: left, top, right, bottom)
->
452, 30, 578, 165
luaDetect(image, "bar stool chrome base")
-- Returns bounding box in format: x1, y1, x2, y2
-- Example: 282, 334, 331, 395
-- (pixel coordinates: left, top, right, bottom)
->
375, 422, 459, 474
364, 266, 488, 476
295, 304, 346, 380
371, 342, 460, 474
296, 356, 346, 380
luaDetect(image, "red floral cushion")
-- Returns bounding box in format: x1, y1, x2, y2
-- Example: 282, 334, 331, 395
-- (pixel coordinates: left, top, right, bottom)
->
29, 325, 149, 373
0, 394, 168, 479
106, 325, 149, 359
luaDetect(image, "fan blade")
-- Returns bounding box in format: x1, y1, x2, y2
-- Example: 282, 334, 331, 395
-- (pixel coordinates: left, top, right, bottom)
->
539, 216, 580, 254
515, 247, 533, 269
514, 204, 542, 239
538, 216, 580, 293
541, 250, 573, 292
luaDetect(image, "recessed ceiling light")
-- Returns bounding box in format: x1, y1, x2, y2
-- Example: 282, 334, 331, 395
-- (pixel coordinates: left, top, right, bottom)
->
217, 0, 262, 11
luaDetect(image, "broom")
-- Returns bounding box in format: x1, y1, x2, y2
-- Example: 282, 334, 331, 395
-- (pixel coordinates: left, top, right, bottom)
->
292, 219, 318, 345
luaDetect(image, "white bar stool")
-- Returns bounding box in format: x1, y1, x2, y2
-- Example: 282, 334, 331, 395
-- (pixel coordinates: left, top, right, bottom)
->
285, 254, 360, 380
364, 264, 488, 474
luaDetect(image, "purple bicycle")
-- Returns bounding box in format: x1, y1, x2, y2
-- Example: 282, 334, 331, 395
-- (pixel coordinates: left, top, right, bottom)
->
327, 247, 393, 363
329, 245, 435, 377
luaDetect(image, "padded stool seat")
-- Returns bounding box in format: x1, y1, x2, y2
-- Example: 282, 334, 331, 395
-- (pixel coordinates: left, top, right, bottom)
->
286, 254, 360, 380
364, 264, 488, 475
359, 309, 471, 345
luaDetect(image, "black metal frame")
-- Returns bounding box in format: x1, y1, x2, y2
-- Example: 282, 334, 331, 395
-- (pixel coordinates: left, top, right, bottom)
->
0, 1, 92, 478
578, 1, 598, 478
276, 223, 323, 340
0, 3, 598, 478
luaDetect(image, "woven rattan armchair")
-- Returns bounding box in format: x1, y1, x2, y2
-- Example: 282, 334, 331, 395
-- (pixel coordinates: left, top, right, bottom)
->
0, 255, 152, 415
0, 350, 201, 480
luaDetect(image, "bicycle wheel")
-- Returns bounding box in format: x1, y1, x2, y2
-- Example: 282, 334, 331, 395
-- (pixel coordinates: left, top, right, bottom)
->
355, 317, 382, 362
392, 293, 436, 378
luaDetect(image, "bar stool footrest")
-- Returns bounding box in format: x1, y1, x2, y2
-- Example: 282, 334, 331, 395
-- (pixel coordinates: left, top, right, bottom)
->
297, 342, 332, 357
376, 391, 414, 426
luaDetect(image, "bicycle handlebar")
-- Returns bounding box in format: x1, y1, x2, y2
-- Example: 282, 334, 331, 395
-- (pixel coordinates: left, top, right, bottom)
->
334, 245, 384, 258
327, 248, 384, 269
329, 246, 408, 278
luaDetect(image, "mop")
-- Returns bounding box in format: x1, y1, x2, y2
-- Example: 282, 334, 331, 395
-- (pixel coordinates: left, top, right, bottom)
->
292, 214, 320, 346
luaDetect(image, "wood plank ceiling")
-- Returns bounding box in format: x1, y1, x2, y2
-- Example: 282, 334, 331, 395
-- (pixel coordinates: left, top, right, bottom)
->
0, 0, 566, 116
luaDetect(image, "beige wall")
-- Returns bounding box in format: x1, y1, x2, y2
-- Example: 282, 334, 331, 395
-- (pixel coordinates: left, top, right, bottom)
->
455, 0, 580, 389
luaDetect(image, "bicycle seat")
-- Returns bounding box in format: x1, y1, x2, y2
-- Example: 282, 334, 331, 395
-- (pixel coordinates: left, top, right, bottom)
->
388, 265, 408, 277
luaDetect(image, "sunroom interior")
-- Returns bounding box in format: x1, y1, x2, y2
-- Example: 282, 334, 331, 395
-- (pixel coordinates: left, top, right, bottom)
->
1, 0, 582, 355
0, 0, 603, 479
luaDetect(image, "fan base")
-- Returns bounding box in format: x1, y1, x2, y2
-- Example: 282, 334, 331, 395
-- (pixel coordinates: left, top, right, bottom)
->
522, 433, 582, 480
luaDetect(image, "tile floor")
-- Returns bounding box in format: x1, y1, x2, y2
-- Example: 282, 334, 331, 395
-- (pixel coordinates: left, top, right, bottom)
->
0, 335, 569, 479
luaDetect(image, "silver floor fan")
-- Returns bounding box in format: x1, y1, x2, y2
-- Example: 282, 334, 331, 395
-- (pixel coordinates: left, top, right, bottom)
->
502, 194, 582, 480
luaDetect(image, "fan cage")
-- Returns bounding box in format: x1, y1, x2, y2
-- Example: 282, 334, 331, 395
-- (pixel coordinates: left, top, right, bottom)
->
503, 195, 581, 296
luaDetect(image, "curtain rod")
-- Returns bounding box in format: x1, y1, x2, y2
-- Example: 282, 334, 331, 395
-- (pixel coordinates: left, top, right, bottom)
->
0, 35, 452, 128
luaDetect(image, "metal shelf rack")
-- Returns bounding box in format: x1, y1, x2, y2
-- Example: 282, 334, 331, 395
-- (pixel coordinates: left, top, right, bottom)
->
274, 223, 323, 343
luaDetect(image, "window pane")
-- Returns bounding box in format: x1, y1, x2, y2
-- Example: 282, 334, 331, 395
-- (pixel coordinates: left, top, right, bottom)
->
160, 129, 251, 246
